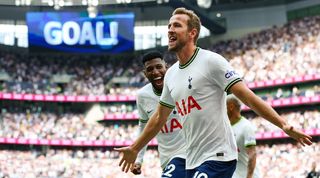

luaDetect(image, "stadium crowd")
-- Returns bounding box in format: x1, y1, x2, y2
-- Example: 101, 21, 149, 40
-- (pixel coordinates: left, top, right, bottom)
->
0, 12, 319, 178
0, 16, 319, 95
0, 109, 318, 141
0, 142, 319, 178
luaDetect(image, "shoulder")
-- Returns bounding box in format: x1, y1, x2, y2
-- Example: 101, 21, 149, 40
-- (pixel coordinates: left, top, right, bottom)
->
198, 48, 226, 61
164, 62, 179, 80
240, 117, 256, 131
167, 61, 179, 73
137, 84, 153, 99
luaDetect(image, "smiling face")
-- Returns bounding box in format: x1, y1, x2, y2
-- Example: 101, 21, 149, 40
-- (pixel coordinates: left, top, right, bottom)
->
167, 14, 191, 52
143, 58, 167, 91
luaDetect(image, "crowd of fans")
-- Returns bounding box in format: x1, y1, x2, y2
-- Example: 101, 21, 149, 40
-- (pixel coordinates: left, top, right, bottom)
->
0, 16, 319, 95
0, 13, 319, 178
0, 149, 161, 178
211, 15, 320, 83
0, 109, 318, 141
250, 110, 320, 133
0, 142, 318, 178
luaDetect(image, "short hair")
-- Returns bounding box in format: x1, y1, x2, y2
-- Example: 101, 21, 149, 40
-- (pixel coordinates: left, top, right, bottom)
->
142, 51, 163, 65
172, 7, 201, 44
226, 94, 242, 111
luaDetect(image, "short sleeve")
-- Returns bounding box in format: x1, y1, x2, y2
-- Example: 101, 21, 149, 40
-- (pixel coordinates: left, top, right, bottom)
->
136, 94, 149, 123
208, 53, 242, 92
244, 123, 257, 147
159, 73, 175, 109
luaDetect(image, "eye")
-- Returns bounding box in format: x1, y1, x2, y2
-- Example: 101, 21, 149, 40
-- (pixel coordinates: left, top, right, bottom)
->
146, 67, 153, 72
156, 65, 163, 69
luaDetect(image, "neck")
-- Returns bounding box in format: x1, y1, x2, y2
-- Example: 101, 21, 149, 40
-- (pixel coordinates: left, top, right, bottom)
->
176, 44, 197, 65
230, 113, 241, 125
152, 86, 162, 95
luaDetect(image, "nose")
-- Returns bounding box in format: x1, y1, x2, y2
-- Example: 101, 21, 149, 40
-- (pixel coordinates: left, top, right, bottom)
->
151, 68, 160, 75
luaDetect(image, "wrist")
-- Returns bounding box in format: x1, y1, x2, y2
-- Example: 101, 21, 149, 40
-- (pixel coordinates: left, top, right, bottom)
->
130, 144, 140, 155
282, 124, 293, 132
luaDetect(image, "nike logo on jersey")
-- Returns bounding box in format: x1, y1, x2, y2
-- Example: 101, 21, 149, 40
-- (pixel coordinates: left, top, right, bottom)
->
147, 110, 153, 114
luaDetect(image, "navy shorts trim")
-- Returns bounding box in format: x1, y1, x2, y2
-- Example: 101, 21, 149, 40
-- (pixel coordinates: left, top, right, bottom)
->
186, 159, 237, 178
161, 157, 186, 178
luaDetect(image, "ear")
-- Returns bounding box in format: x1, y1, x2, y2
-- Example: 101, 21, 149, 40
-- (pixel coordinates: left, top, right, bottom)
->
227, 101, 234, 111
143, 69, 147, 77
189, 28, 197, 40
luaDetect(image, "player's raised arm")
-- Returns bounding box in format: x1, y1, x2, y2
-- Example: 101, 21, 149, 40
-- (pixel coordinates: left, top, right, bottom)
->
114, 104, 172, 173
229, 81, 312, 146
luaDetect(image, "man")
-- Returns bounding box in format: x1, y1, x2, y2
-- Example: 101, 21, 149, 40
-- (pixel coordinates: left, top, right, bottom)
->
227, 94, 260, 178
306, 162, 320, 178
131, 51, 186, 177
116, 7, 312, 178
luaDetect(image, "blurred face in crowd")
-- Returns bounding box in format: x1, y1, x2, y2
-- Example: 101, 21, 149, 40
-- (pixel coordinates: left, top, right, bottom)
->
167, 14, 191, 52
143, 58, 167, 91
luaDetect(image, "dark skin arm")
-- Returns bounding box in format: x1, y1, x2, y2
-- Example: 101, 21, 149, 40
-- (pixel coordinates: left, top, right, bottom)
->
115, 104, 172, 172
246, 145, 257, 178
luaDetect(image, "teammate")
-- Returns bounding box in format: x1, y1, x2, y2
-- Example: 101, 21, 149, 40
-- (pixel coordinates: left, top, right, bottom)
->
131, 51, 186, 177
306, 162, 320, 178
227, 94, 260, 178
116, 7, 312, 178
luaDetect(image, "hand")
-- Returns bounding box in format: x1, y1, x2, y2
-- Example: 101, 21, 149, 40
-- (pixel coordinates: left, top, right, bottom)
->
282, 124, 312, 146
114, 146, 138, 173
131, 163, 142, 175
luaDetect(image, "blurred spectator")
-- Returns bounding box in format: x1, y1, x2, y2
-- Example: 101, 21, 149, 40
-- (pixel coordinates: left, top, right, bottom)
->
0, 109, 318, 141
0, 142, 319, 178
1, 16, 319, 95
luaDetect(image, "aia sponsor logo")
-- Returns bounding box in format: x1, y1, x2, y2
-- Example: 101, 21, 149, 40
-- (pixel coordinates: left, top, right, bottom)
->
160, 118, 182, 133
175, 96, 202, 116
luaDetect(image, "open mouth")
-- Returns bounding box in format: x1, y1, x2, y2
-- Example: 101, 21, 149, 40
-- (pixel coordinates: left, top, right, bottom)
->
153, 76, 163, 86
169, 36, 177, 44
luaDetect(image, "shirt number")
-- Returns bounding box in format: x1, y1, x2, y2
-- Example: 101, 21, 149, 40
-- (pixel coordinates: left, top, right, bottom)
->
162, 164, 176, 178
193, 171, 208, 178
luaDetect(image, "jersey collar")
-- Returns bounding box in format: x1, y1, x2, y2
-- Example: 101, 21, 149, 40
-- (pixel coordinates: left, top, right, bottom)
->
179, 47, 200, 69
152, 87, 162, 96
231, 116, 243, 126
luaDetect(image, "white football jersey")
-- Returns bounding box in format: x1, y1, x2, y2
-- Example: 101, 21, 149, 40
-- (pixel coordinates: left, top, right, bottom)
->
160, 47, 240, 169
136, 83, 186, 168
232, 117, 260, 178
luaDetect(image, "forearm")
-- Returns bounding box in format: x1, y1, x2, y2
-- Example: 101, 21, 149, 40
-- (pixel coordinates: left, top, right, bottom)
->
246, 147, 257, 178
246, 93, 286, 129
231, 82, 287, 129
246, 155, 256, 178
136, 123, 147, 163
131, 106, 169, 152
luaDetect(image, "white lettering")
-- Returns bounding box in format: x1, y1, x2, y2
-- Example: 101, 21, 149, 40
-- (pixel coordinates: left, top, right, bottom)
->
44, 21, 62, 45
62, 21, 80, 45
79, 21, 96, 45
43, 21, 119, 46
96, 21, 118, 45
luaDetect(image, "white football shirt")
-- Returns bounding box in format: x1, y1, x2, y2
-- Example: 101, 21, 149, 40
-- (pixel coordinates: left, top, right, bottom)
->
136, 83, 186, 168
160, 47, 240, 169
232, 117, 260, 178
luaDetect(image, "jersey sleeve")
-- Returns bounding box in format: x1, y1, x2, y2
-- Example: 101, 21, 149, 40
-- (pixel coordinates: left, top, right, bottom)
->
208, 53, 242, 92
136, 122, 148, 164
159, 73, 175, 109
135, 93, 149, 163
243, 123, 257, 147
136, 94, 149, 123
